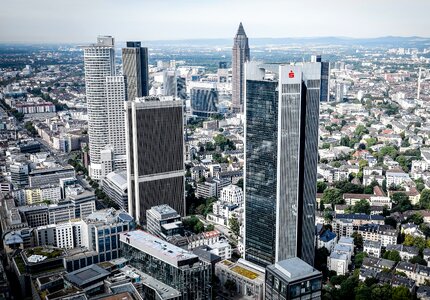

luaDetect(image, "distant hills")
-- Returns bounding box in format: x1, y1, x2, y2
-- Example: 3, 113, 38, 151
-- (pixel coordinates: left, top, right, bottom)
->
141, 36, 430, 48
1, 36, 430, 48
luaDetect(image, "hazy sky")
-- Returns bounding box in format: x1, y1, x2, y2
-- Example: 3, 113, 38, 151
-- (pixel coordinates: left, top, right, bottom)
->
1, 0, 429, 43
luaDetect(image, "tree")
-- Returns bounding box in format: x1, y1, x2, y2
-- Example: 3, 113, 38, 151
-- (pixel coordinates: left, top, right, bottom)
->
406, 213, 423, 225
235, 178, 243, 190
391, 192, 412, 212
229, 216, 240, 237
355, 283, 372, 300
409, 255, 427, 266
317, 181, 328, 193
420, 189, 430, 209
322, 188, 344, 205
224, 279, 237, 295
354, 252, 368, 268
391, 286, 411, 300
352, 232, 363, 249
403, 234, 415, 246
383, 250, 401, 262
370, 284, 392, 300
352, 199, 371, 215
205, 224, 215, 232
384, 217, 397, 228
355, 124, 369, 138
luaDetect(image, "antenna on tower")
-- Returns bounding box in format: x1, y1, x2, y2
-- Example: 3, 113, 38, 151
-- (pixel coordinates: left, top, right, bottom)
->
417, 67, 422, 100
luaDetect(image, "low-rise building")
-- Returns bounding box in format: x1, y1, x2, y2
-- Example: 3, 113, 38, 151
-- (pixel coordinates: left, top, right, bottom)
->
396, 261, 430, 286
265, 257, 322, 300
363, 240, 382, 258
216, 259, 265, 300
386, 244, 419, 260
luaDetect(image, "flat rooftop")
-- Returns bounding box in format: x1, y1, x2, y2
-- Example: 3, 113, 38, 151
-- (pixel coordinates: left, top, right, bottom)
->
272, 257, 321, 282
120, 265, 181, 299
120, 230, 198, 268
150, 204, 180, 219
65, 264, 110, 287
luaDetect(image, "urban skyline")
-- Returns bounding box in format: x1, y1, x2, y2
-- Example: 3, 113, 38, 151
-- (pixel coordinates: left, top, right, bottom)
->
1, 2, 430, 298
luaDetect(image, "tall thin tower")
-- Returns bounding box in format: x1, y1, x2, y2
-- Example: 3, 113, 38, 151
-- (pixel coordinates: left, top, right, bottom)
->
122, 41, 149, 100
232, 22, 250, 113
83, 36, 116, 180
244, 62, 321, 267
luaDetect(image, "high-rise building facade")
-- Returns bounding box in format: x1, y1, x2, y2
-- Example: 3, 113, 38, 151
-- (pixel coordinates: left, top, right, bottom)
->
122, 41, 149, 100
190, 87, 218, 117
232, 23, 250, 113
83, 36, 116, 180
106, 75, 127, 157
125, 96, 185, 224
311, 55, 330, 102
244, 62, 321, 267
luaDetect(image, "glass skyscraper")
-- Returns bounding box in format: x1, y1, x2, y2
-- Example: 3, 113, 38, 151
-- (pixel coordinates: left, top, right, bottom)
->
244, 62, 321, 267
122, 41, 149, 100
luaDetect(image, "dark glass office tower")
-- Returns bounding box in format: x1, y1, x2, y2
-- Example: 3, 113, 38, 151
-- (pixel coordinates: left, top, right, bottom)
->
122, 41, 149, 100
244, 73, 278, 267
125, 96, 185, 224
232, 23, 250, 113
190, 87, 218, 117
244, 62, 320, 267
311, 55, 330, 102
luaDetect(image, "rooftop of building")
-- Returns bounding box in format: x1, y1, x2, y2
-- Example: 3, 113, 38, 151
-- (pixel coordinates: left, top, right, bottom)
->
120, 230, 198, 267
104, 170, 127, 191
85, 208, 133, 225
271, 257, 321, 283
218, 259, 264, 282
148, 204, 180, 220
65, 264, 110, 287
120, 265, 181, 299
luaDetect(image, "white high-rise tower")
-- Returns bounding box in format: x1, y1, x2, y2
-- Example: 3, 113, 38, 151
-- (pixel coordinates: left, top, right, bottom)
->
83, 36, 126, 180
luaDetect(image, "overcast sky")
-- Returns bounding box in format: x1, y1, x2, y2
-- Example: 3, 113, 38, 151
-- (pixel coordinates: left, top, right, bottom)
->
1, 0, 429, 43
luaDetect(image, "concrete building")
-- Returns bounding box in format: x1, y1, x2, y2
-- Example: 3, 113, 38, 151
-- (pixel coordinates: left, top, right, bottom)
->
215, 259, 264, 300
146, 204, 183, 239
25, 185, 61, 204
82, 208, 134, 263
363, 240, 382, 258
220, 184, 243, 204
265, 257, 322, 300
101, 170, 128, 210
125, 96, 185, 224
28, 165, 75, 187
83, 36, 116, 180
120, 230, 211, 299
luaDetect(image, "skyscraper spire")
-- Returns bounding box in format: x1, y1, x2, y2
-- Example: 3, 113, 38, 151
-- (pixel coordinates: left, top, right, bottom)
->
236, 22, 246, 36
232, 23, 250, 113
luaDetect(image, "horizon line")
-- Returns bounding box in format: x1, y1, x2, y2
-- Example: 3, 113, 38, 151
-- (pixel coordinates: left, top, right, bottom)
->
0, 35, 429, 45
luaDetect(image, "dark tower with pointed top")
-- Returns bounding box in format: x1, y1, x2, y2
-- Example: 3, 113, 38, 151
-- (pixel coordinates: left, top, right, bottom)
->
232, 23, 250, 113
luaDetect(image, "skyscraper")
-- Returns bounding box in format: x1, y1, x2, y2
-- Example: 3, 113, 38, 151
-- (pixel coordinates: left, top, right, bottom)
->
122, 41, 149, 100
125, 96, 185, 224
232, 22, 250, 113
83, 36, 117, 180
190, 87, 218, 117
244, 62, 321, 267
311, 55, 330, 102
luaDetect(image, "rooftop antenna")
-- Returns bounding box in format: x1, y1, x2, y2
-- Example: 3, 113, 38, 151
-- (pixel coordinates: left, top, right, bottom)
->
417, 67, 422, 100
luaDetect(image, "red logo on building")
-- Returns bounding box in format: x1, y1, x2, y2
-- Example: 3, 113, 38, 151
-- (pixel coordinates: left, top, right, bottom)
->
289, 70, 295, 78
